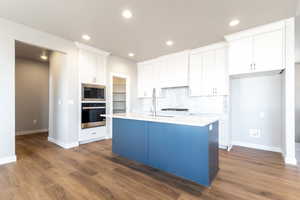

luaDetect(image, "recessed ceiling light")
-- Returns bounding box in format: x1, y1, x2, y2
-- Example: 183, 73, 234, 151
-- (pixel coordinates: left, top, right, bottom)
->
166, 40, 174, 46
128, 53, 135, 57
40, 55, 48, 60
229, 19, 240, 27
122, 10, 133, 19
82, 34, 91, 41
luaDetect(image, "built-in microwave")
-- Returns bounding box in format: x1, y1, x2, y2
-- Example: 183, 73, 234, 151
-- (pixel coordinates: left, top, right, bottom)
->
82, 84, 105, 101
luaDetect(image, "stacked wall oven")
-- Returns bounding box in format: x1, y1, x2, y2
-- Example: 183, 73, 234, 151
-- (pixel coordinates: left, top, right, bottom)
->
80, 84, 107, 143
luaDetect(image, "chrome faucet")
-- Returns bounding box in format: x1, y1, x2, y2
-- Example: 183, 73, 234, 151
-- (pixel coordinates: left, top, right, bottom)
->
152, 88, 157, 117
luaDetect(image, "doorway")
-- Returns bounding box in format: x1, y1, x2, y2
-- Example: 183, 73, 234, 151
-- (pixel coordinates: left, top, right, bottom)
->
14, 41, 67, 156
15, 41, 51, 140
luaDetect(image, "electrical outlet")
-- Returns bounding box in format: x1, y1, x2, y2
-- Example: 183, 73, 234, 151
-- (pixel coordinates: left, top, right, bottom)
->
33, 120, 37, 125
249, 129, 261, 138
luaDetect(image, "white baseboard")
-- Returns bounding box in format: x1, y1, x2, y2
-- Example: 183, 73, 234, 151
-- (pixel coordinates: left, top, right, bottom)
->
16, 129, 48, 136
284, 156, 298, 166
48, 137, 79, 149
0, 155, 17, 165
232, 141, 282, 153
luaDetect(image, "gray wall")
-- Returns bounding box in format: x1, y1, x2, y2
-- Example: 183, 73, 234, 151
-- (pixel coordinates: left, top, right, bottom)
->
295, 64, 300, 142
231, 74, 282, 149
15, 58, 49, 133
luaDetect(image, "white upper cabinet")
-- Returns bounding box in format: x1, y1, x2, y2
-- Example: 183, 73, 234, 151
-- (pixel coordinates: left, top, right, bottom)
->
201, 50, 216, 95
253, 29, 283, 71
214, 48, 228, 96
137, 51, 189, 98
225, 20, 285, 76
137, 58, 164, 98
189, 52, 203, 96
189, 43, 228, 97
228, 37, 253, 75
163, 51, 189, 88
76, 42, 109, 85
137, 62, 153, 98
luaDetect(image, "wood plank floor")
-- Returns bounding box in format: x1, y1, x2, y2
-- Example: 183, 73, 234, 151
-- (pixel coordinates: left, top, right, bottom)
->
1, 133, 300, 200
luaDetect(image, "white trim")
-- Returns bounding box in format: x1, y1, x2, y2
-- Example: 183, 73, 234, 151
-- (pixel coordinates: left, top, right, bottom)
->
232, 141, 282, 153
284, 156, 297, 165
48, 137, 79, 149
75, 42, 110, 56
0, 155, 16, 165
110, 73, 130, 138
190, 42, 227, 54
225, 20, 286, 41
16, 129, 48, 136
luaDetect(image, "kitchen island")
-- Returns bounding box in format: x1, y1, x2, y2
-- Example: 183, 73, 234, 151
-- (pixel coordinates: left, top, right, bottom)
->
109, 113, 219, 187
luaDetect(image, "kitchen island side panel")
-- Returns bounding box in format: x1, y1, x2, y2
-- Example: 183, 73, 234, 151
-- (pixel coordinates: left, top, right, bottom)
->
209, 121, 219, 185
112, 118, 148, 164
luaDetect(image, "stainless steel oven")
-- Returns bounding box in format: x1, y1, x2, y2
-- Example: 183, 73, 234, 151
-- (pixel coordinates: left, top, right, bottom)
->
81, 103, 106, 129
82, 84, 105, 101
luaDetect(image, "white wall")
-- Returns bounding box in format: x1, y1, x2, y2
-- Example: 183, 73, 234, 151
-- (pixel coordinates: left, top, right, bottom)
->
15, 58, 49, 133
295, 64, 300, 142
49, 52, 69, 143
283, 18, 296, 164
231, 75, 283, 151
106, 55, 138, 137
0, 33, 16, 163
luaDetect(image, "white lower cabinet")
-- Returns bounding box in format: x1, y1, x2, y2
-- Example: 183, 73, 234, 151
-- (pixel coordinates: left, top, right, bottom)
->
80, 127, 107, 144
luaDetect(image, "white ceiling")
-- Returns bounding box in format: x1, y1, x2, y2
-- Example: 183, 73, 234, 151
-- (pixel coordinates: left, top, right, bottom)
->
0, 0, 297, 62
15, 41, 51, 63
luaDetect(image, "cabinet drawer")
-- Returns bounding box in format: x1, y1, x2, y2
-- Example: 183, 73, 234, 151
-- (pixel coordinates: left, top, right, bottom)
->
80, 126, 107, 142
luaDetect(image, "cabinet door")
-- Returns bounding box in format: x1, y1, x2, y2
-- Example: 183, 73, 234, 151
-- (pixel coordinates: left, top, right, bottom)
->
253, 29, 284, 71
79, 49, 106, 84
214, 48, 228, 95
152, 59, 164, 97
79, 49, 97, 83
164, 52, 189, 87
228, 37, 253, 75
189, 52, 203, 96
137, 64, 146, 98
201, 50, 215, 96
112, 119, 148, 164
137, 63, 153, 98
96, 55, 106, 85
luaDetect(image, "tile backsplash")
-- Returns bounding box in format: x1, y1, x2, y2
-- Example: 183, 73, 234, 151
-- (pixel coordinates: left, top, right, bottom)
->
135, 87, 227, 114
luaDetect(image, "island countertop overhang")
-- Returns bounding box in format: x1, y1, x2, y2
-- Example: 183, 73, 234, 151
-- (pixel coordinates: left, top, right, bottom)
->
103, 113, 219, 127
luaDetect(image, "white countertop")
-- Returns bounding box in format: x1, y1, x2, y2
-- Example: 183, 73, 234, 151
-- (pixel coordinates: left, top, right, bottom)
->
103, 113, 219, 127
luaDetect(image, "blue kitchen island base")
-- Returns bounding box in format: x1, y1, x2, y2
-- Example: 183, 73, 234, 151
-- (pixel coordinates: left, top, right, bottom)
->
112, 118, 219, 187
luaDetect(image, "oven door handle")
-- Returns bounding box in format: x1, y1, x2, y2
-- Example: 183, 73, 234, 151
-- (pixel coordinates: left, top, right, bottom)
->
82, 107, 106, 110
